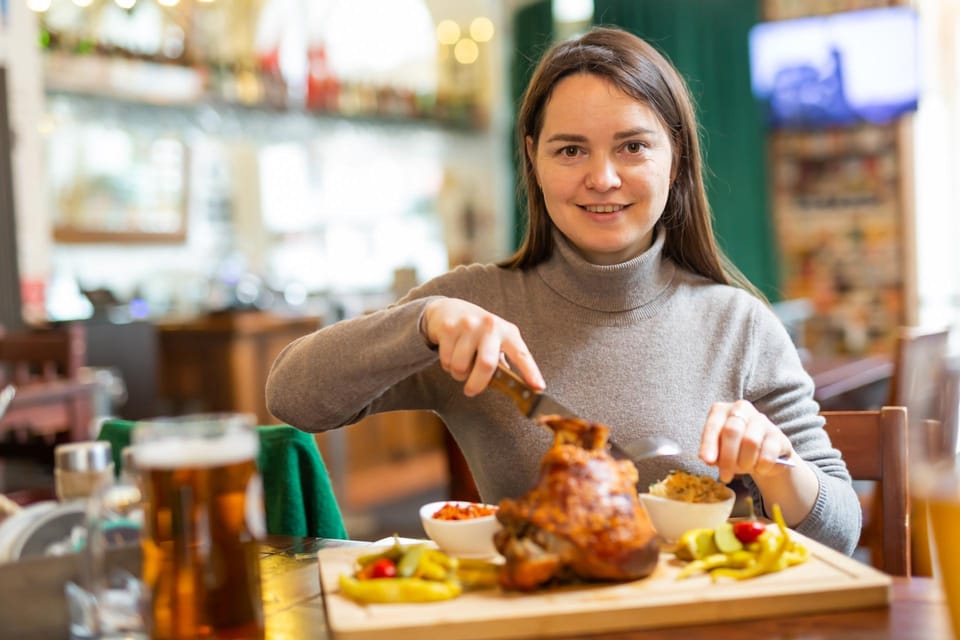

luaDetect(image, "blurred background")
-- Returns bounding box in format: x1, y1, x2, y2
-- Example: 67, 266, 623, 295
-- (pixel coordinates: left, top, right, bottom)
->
0, 0, 957, 542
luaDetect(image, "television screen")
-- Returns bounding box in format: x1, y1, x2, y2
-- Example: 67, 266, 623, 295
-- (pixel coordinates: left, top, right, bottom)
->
748, 7, 920, 129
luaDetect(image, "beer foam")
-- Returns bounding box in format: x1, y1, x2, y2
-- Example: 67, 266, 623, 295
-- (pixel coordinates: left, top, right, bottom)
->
134, 432, 258, 469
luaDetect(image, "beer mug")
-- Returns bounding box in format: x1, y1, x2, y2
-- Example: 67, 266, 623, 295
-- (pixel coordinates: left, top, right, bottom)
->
912, 418, 960, 640
132, 413, 266, 640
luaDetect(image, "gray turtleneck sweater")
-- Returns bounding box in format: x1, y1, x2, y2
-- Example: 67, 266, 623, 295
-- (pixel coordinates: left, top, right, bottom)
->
266, 230, 861, 555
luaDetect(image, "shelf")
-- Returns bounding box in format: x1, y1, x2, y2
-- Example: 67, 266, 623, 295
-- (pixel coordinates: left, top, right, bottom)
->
53, 227, 186, 244
43, 52, 486, 133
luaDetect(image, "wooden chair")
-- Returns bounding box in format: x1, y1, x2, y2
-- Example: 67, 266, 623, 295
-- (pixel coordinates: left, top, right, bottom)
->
444, 428, 482, 502
889, 326, 951, 430
0, 323, 96, 503
0, 322, 86, 388
887, 327, 952, 576
821, 407, 910, 576
935, 354, 960, 461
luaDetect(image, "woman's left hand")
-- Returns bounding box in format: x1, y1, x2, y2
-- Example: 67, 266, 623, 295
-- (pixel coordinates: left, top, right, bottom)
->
698, 401, 796, 483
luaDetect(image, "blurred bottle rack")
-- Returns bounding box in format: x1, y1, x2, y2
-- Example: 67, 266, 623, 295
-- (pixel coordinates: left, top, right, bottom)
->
42, 51, 488, 133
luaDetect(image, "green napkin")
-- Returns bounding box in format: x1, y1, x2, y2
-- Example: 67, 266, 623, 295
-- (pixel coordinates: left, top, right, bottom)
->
96, 419, 348, 540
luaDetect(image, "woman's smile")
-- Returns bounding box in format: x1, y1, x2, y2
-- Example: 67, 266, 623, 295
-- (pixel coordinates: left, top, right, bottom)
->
580, 202, 632, 225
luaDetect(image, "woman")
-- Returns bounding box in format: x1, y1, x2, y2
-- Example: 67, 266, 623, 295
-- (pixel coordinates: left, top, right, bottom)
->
267, 27, 860, 554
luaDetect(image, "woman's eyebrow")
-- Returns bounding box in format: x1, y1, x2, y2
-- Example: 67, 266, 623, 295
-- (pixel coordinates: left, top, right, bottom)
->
544, 133, 588, 144
614, 127, 657, 140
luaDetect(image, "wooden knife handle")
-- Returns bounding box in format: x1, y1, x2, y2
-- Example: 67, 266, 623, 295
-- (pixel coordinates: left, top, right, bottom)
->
489, 363, 538, 416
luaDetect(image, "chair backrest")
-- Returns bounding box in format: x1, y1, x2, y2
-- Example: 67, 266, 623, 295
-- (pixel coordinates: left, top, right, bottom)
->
0, 323, 86, 386
940, 355, 960, 458
821, 406, 909, 576
889, 327, 951, 432
0, 322, 94, 444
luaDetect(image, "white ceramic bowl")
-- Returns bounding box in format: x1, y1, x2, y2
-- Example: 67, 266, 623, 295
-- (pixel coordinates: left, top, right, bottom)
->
419, 500, 502, 558
637, 489, 736, 542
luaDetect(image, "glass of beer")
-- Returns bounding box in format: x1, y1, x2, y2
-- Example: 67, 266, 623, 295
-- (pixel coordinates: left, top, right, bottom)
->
912, 419, 960, 639
132, 413, 266, 640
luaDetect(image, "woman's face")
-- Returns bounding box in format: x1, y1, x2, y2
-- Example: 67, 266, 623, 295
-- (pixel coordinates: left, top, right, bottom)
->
528, 73, 674, 265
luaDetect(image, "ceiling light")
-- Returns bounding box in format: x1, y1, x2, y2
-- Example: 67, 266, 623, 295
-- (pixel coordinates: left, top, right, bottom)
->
454, 38, 479, 65
469, 17, 494, 43
436, 19, 460, 46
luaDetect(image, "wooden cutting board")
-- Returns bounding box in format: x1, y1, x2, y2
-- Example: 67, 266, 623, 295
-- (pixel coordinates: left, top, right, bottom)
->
318, 530, 891, 640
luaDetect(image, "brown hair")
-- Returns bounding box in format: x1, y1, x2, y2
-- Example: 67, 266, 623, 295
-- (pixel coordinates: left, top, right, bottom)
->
499, 26, 761, 298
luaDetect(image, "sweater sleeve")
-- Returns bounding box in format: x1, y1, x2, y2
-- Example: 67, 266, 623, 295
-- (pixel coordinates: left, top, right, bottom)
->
266, 261, 508, 434
742, 301, 862, 556
265, 293, 444, 432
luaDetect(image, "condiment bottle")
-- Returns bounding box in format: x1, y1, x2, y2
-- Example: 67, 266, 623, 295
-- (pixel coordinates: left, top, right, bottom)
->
54, 441, 114, 502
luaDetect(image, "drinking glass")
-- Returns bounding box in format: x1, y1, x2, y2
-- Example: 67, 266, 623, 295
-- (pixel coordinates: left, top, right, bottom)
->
68, 457, 145, 639
133, 413, 266, 640
911, 420, 960, 639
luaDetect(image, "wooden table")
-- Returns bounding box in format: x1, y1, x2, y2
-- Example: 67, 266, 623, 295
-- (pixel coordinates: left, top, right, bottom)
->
0, 535, 951, 639
261, 537, 952, 640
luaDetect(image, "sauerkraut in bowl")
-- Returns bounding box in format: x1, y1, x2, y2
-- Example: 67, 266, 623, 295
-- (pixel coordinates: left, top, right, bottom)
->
648, 470, 733, 504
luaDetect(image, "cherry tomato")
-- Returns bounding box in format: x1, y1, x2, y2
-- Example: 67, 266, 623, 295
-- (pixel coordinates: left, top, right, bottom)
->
733, 520, 767, 544
732, 495, 766, 544
367, 558, 397, 579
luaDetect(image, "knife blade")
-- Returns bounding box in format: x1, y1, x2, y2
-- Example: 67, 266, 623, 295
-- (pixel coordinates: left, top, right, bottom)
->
488, 362, 578, 420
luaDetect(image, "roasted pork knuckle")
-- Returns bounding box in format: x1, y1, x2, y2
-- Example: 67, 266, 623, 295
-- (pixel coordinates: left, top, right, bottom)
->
494, 415, 660, 590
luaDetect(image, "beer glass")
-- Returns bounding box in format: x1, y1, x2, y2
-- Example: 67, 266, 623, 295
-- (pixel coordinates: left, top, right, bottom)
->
912, 419, 960, 639
132, 413, 266, 640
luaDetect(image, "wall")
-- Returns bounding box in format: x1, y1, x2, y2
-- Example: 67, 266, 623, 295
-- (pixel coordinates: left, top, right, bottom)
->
1, 2, 49, 324
913, 0, 960, 338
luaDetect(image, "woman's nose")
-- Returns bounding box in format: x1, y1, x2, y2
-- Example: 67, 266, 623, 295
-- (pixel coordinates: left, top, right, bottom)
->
585, 156, 622, 191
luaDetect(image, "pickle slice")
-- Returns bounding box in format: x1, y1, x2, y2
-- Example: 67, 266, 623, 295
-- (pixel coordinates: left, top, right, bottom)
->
713, 522, 744, 554
675, 528, 719, 561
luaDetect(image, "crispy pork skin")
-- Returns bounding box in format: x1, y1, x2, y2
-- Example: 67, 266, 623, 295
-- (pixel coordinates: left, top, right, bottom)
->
494, 415, 660, 591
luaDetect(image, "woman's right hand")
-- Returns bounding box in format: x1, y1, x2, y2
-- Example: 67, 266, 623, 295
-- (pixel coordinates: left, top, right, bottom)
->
421, 297, 545, 397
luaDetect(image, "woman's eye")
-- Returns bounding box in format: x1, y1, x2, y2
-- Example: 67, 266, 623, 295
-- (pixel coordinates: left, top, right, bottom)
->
624, 141, 646, 154
559, 146, 580, 157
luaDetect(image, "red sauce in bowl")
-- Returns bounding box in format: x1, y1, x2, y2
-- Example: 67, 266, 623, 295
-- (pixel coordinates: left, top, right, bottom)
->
431, 502, 497, 520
